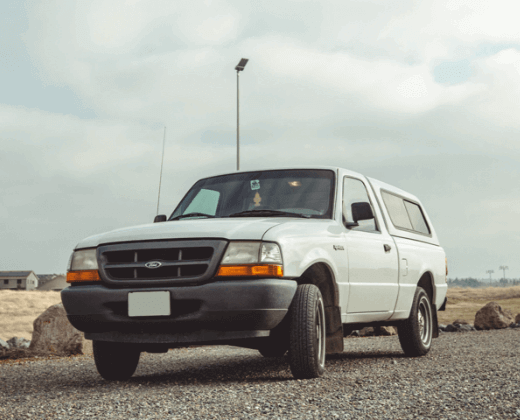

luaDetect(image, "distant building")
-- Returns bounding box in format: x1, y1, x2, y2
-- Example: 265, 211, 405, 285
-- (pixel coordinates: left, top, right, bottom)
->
0, 271, 39, 290
37, 274, 68, 291
37, 274, 62, 289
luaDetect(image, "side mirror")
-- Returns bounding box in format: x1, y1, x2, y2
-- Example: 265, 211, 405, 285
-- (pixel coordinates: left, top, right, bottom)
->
154, 214, 167, 223
351, 202, 373, 222
345, 220, 359, 229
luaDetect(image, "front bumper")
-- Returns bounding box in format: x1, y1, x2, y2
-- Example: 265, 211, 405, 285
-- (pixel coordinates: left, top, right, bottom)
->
61, 279, 297, 344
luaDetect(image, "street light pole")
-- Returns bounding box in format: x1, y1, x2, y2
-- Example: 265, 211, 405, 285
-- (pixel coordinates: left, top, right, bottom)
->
499, 265, 509, 283
235, 58, 248, 171
486, 270, 494, 286
237, 70, 240, 171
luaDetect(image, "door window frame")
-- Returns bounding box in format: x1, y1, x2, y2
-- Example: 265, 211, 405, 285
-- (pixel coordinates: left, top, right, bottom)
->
342, 176, 381, 234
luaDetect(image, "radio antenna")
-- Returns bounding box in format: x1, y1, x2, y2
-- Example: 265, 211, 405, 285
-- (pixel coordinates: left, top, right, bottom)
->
156, 126, 166, 215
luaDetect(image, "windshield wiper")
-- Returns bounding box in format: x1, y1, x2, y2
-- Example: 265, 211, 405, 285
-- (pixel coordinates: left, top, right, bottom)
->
171, 212, 216, 221
228, 209, 310, 218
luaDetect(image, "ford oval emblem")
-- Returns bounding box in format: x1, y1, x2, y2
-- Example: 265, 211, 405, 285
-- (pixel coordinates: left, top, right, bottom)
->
145, 261, 162, 269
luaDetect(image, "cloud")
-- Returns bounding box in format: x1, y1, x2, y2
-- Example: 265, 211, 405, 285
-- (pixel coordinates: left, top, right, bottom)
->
23, 1, 516, 125
82, 0, 156, 51
175, 5, 241, 46
3, 0, 519, 276
243, 36, 484, 116
468, 49, 520, 129
450, 0, 520, 42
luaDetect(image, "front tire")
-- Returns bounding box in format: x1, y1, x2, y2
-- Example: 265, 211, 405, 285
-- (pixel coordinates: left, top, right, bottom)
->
288, 284, 326, 379
398, 287, 433, 357
93, 341, 141, 381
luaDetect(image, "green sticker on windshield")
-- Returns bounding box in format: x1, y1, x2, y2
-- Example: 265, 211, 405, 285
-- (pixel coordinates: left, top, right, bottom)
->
251, 180, 260, 190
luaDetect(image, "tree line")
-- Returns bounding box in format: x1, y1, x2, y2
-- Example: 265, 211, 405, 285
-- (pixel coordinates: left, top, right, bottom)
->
448, 277, 520, 288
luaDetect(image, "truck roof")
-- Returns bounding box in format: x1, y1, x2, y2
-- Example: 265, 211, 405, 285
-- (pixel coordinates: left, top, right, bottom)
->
200, 166, 355, 180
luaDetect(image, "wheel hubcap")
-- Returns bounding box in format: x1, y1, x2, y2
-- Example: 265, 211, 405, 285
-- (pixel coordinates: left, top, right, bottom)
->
418, 311, 425, 332
418, 297, 431, 346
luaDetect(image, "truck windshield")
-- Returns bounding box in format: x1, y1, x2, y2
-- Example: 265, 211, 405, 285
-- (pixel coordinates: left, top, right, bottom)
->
170, 169, 335, 220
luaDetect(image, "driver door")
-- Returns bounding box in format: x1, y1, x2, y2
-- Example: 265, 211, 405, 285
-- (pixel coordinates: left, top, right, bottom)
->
342, 176, 399, 317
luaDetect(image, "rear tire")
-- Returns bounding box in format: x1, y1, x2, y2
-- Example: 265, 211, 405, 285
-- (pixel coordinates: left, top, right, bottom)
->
93, 341, 141, 381
288, 284, 326, 379
398, 287, 433, 357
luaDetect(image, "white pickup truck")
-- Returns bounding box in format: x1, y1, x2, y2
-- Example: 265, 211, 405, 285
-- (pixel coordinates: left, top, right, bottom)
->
61, 167, 448, 380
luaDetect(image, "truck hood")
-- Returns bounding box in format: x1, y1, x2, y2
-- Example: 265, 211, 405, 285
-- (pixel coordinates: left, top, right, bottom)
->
75, 218, 290, 249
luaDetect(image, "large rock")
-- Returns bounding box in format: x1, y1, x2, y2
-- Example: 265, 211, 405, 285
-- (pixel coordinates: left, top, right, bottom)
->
459, 324, 476, 332
445, 324, 461, 332
474, 302, 515, 330
357, 326, 397, 336
28, 303, 83, 355
446, 323, 476, 332
358, 327, 375, 336
376, 326, 397, 336
0, 338, 10, 356
7, 337, 31, 349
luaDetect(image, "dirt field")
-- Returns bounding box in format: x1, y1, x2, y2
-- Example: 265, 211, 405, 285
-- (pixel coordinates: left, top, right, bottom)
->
1, 286, 519, 347
437, 285, 520, 324
0, 290, 94, 354
0, 290, 62, 341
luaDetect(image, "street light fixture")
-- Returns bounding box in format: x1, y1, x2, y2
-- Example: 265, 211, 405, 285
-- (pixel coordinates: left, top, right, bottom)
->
486, 270, 494, 286
499, 265, 509, 282
235, 58, 249, 171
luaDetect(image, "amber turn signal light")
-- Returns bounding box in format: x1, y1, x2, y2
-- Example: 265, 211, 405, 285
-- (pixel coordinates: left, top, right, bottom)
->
216, 264, 283, 278
66, 270, 101, 283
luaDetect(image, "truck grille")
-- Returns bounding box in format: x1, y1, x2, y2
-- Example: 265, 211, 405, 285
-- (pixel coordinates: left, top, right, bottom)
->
97, 240, 228, 287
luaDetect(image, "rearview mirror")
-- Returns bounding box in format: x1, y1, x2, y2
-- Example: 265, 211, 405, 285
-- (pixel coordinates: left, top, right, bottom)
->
351, 202, 373, 222
154, 214, 167, 223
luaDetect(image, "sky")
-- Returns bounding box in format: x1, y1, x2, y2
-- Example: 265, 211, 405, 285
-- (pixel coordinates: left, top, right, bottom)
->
1, 0, 519, 279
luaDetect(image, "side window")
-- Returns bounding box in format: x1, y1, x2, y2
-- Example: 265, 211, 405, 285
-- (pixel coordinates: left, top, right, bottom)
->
343, 177, 378, 232
381, 191, 413, 230
404, 201, 430, 234
381, 191, 431, 235
184, 188, 220, 216
3, 279, 8, 285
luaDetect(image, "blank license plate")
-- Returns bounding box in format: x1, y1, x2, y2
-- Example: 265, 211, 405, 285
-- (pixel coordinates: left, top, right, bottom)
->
128, 291, 171, 317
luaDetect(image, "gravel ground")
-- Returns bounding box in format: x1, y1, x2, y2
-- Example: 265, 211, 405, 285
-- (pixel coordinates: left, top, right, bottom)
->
1, 329, 519, 420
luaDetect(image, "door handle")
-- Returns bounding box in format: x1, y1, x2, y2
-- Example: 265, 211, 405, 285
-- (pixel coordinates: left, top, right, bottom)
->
384, 244, 391, 253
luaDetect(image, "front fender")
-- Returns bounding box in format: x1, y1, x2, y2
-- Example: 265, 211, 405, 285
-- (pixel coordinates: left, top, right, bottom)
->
262, 220, 349, 316
276, 236, 345, 282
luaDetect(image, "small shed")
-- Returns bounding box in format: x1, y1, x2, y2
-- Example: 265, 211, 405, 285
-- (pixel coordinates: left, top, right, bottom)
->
0, 271, 39, 290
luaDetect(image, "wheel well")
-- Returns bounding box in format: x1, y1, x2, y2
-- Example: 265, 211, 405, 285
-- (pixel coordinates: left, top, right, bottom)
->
417, 271, 439, 338
296, 263, 343, 353
417, 272, 434, 305
297, 263, 338, 307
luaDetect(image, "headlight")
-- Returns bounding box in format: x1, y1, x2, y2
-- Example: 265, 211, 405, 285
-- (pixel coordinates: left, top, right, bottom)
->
70, 249, 98, 270
260, 242, 282, 264
217, 241, 283, 278
221, 242, 261, 264
220, 242, 283, 265
67, 249, 100, 283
